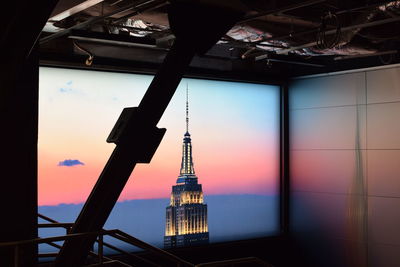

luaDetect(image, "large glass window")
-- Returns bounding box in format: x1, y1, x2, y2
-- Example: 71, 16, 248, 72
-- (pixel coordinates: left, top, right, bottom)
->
38, 67, 280, 252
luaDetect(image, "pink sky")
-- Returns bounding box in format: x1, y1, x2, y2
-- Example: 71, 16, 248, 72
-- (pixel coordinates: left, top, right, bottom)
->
38, 67, 279, 206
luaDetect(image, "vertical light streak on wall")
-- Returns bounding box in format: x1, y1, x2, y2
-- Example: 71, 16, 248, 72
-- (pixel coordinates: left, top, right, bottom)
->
346, 98, 368, 267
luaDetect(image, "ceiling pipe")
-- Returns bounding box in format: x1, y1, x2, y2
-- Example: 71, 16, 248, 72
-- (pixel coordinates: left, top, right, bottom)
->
261, 28, 318, 43
333, 50, 398, 60
261, 57, 324, 67
111, 1, 168, 24
222, 35, 287, 49
109, 24, 166, 33
40, 0, 166, 44
123, 0, 327, 43
243, 51, 324, 67
238, 0, 326, 24
109, 0, 124, 6
68, 35, 165, 50
253, 0, 400, 45
335, 0, 400, 15
276, 16, 400, 54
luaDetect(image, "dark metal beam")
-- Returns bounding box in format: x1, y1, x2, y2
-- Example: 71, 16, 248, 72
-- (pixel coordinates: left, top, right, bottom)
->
0, 1, 59, 265
55, 40, 193, 267
280, 83, 290, 236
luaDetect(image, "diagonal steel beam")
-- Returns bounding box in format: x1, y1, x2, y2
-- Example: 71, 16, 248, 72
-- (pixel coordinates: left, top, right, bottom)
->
54, 2, 243, 266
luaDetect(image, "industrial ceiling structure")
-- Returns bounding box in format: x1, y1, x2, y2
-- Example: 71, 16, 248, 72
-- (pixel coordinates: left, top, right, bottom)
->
40, 0, 400, 79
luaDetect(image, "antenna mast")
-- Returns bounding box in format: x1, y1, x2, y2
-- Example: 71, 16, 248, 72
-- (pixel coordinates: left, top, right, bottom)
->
186, 83, 189, 133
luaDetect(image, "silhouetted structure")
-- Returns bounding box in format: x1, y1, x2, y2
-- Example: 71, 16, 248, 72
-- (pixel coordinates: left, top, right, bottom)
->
164, 86, 209, 248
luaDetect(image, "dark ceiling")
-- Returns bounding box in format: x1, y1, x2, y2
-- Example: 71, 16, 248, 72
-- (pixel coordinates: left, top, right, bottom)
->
40, 0, 400, 81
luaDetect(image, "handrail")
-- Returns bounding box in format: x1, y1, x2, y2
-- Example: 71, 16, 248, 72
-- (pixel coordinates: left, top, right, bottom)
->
195, 257, 273, 267
38, 213, 117, 263
41, 237, 114, 262
112, 230, 194, 266
1, 230, 117, 267
101, 242, 161, 267
2, 217, 268, 267
38, 213, 59, 223
39, 213, 155, 264
0, 229, 118, 247
38, 223, 74, 228
38, 213, 193, 266
0, 213, 193, 266
39, 252, 58, 257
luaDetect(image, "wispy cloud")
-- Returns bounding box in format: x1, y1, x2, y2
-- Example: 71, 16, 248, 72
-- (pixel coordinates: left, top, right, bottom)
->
58, 159, 85, 167
59, 81, 73, 93
59, 87, 72, 93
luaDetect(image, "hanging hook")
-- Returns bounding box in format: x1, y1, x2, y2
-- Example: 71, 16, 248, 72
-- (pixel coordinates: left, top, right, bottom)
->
73, 41, 94, 66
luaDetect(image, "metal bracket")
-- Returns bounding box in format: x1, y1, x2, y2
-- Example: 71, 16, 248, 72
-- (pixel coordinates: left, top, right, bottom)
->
107, 107, 166, 163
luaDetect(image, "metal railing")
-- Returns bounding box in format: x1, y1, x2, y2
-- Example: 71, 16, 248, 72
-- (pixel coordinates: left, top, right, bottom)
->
1, 214, 271, 267
195, 257, 273, 267
0, 213, 194, 267
38, 214, 157, 266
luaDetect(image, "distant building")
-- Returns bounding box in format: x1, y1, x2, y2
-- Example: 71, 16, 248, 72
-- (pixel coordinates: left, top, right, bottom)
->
164, 87, 209, 249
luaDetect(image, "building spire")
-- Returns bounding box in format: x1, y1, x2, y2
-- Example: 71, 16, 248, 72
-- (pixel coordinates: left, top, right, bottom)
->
186, 83, 189, 134
178, 83, 195, 178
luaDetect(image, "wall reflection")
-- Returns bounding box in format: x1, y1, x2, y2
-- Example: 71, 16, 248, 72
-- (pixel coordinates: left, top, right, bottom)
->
346, 104, 367, 267
290, 66, 400, 267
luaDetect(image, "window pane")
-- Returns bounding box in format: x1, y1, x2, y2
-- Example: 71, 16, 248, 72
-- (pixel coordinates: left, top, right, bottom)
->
38, 67, 280, 252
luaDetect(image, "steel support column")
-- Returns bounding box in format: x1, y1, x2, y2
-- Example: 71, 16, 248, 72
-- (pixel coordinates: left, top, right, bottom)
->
0, 1, 59, 265
280, 83, 290, 235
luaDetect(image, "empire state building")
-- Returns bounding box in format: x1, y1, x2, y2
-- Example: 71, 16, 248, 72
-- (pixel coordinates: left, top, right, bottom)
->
164, 87, 209, 248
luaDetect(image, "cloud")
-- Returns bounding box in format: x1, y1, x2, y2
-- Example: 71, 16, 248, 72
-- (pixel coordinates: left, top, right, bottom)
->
59, 87, 72, 93
59, 81, 73, 93
58, 159, 85, 167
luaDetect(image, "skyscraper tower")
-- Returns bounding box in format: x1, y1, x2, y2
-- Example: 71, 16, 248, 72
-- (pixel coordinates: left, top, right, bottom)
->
164, 85, 209, 248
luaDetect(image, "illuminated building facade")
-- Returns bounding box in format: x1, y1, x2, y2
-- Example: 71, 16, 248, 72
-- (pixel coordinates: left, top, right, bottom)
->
164, 87, 209, 248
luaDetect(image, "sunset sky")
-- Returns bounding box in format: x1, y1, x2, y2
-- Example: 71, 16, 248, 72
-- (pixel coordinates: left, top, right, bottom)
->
38, 67, 280, 206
